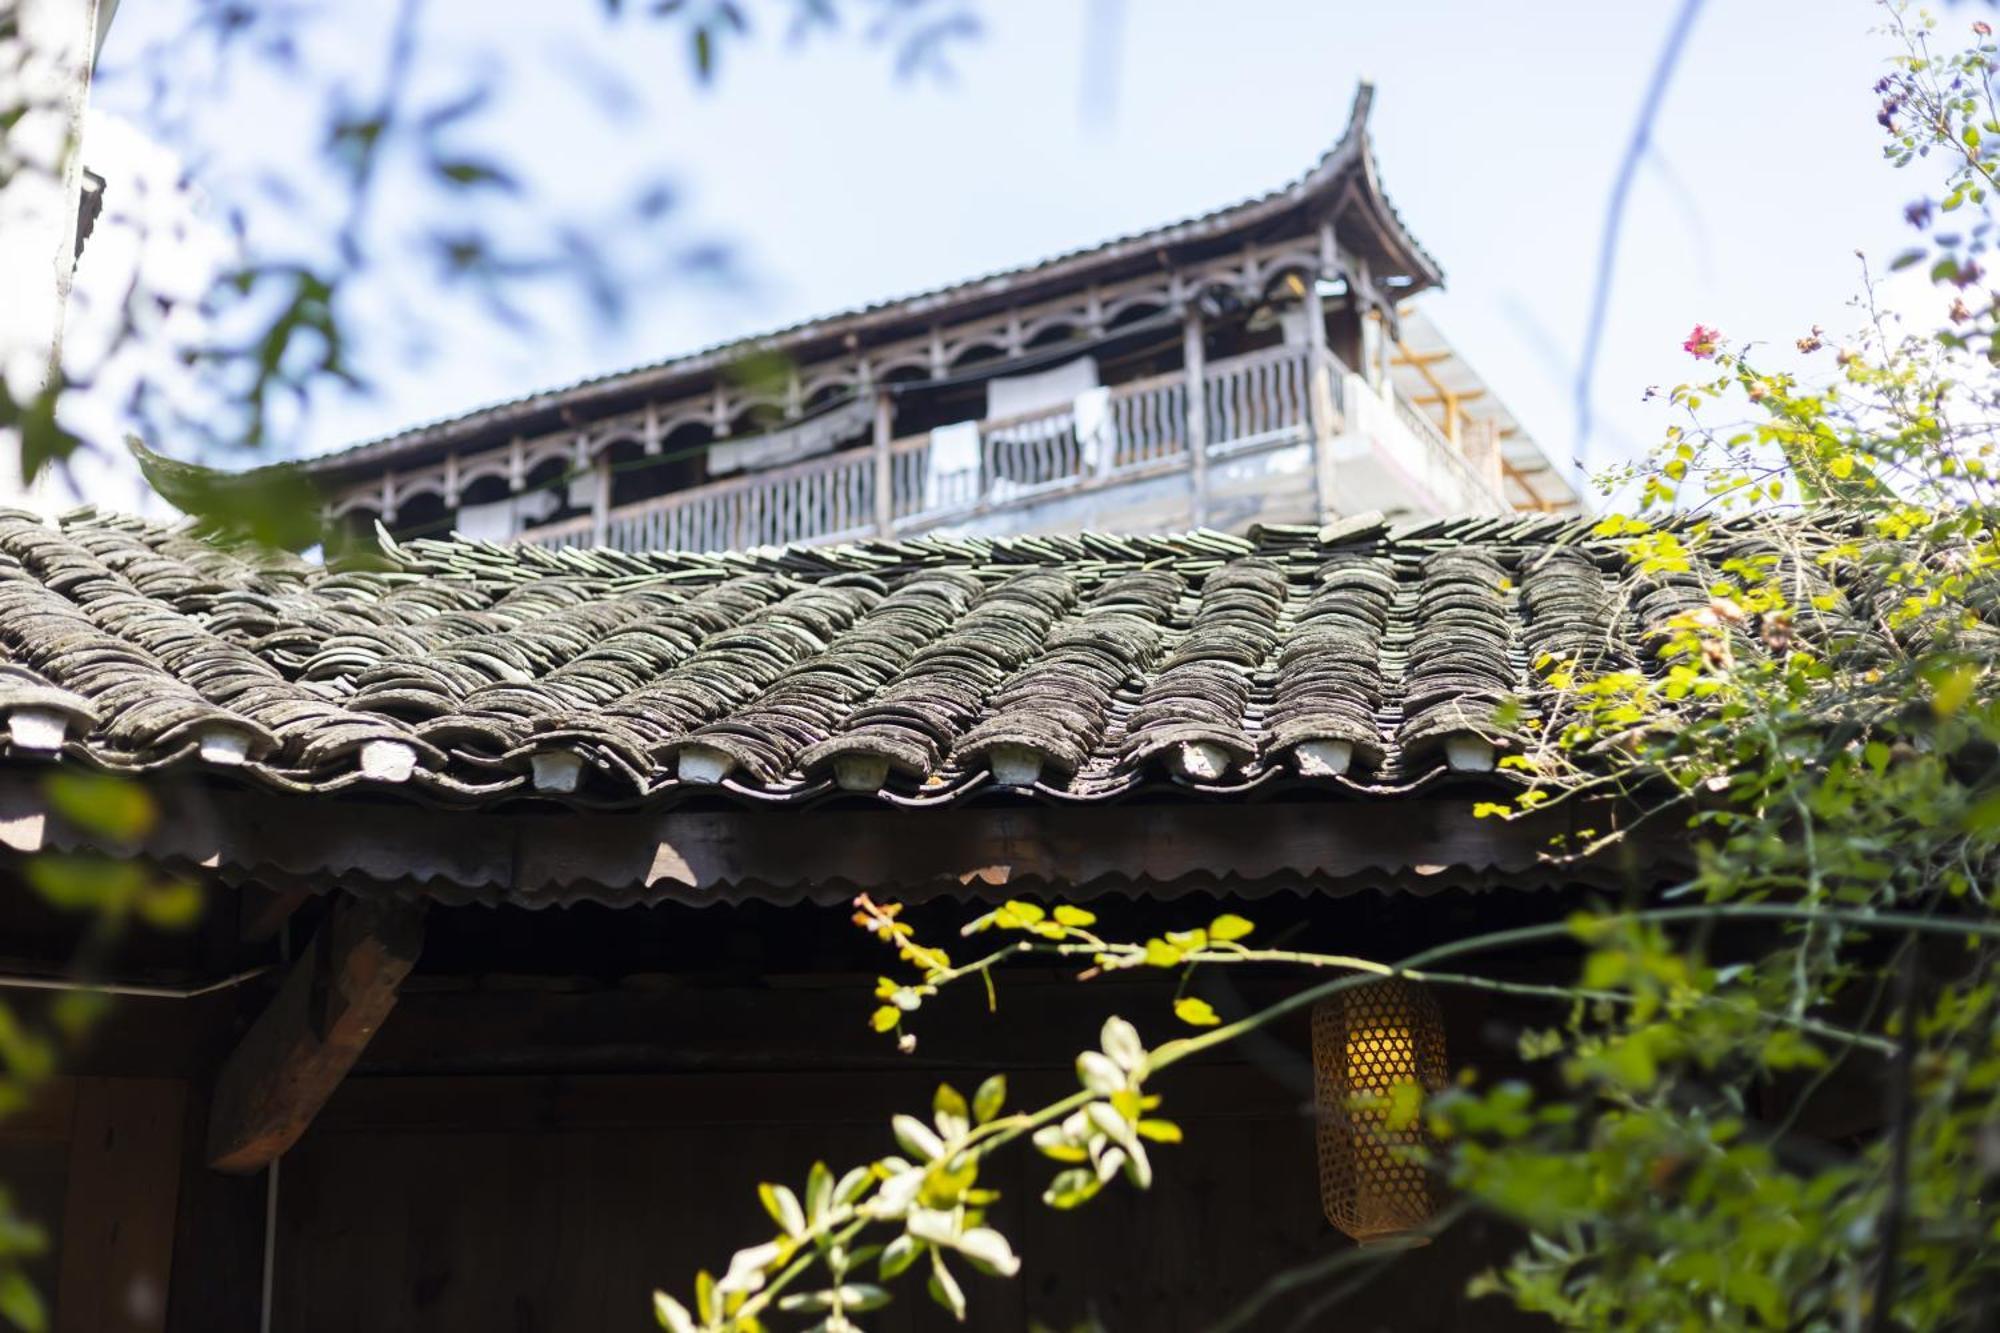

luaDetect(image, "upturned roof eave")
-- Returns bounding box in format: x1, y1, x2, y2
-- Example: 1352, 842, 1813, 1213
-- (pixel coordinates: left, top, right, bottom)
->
276, 81, 1440, 484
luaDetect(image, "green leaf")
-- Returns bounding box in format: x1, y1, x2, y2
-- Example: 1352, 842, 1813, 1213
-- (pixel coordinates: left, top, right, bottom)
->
927, 1251, 967, 1322
652, 1290, 696, 1333
24, 856, 143, 913
1384, 1081, 1425, 1133
972, 1074, 1006, 1125
1760, 1029, 1826, 1071
1172, 996, 1221, 1027
1042, 1167, 1102, 1210
0, 1269, 43, 1333
1135, 1119, 1183, 1144
933, 1083, 968, 1126
1032, 1126, 1087, 1163
1099, 1017, 1145, 1071
870, 1006, 900, 1033
1052, 904, 1096, 927
126, 437, 327, 551
1143, 939, 1183, 967
43, 772, 155, 842
879, 1234, 920, 1280
757, 1182, 805, 1238
1931, 664, 1977, 717
1002, 899, 1045, 926
1076, 1051, 1125, 1097
805, 1161, 834, 1226
434, 158, 519, 192
136, 879, 204, 929
838, 1283, 893, 1312
953, 1226, 1020, 1277
892, 1115, 945, 1161
1207, 913, 1254, 942
693, 1268, 716, 1323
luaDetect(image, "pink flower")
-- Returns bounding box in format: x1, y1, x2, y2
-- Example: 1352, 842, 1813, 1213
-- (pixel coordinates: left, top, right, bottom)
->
1976, 21, 1992, 38
1683, 324, 1720, 360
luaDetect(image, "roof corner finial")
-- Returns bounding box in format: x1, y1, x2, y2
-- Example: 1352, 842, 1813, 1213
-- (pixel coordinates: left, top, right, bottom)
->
1346, 80, 1376, 136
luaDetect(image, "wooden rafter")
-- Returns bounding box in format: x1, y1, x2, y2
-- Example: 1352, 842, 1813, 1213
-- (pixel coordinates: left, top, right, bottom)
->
1390, 332, 1463, 443
1502, 458, 1553, 511
206, 894, 424, 1173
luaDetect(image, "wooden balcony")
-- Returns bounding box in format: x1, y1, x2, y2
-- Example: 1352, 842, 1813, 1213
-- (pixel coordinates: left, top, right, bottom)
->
518, 344, 1504, 553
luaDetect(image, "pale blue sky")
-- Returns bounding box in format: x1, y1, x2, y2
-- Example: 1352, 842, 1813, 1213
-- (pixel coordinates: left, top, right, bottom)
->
93, 0, 1926, 485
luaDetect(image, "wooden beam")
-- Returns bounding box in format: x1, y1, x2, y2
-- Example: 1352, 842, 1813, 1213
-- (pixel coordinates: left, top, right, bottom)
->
1389, 348, 1452, 367
205, 894, 424, 1173
1501, 458, 1553, 511
1409, 389, 1488, 407
238, 885, 310, 943
57, 1078, 187, 1333
1392, 331, 1464, 443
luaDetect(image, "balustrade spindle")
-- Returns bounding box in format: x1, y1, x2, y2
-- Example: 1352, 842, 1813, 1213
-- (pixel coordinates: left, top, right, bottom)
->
512, 346, 1359, 552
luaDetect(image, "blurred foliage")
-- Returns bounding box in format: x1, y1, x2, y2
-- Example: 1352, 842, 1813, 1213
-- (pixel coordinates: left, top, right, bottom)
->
647, 7, 2000, 1330
1, 2, 983, 1327
0, 773, 189, 1333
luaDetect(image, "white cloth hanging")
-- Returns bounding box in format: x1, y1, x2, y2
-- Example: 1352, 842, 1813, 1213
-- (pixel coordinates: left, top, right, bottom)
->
706, 397, 874, 476
985, 356, 1098, 421
453, 489, 559, 542
923, 420, 983, 512
1073, 385, 1113, 476
453, 498, 516, 543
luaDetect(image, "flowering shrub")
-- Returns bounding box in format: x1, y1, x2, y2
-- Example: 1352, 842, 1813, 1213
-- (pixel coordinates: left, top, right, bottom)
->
650, 8, 2000, 1329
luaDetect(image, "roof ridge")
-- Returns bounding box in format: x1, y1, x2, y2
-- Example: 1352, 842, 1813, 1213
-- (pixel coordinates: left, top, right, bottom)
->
266, 82, 1423, 477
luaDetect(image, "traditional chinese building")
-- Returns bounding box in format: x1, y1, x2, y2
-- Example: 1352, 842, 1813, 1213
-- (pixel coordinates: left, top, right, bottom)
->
286, 85, 1577, 556
0, 86, 1710, 1333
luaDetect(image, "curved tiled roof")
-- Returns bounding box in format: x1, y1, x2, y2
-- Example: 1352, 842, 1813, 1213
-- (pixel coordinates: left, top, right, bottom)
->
290, 84, 1438, 479
0, 507, 1904, 819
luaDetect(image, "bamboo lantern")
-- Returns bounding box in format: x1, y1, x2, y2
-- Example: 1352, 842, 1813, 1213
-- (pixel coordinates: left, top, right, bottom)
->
1312, 977, 1447, 1243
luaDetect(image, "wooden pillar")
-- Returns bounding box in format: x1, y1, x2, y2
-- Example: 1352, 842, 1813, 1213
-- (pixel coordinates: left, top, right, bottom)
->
871, 388, 894, 534
1301, 276, 1340, 524
57, 1078, 188, 1333
1358, 310, 1383, 390
589, 456, 612, 547
164, 1080, 267, 1333
1183, 309, 1208, 529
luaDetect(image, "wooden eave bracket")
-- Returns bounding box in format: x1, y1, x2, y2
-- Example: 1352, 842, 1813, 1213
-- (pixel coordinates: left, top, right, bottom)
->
205, 893, 425, 1174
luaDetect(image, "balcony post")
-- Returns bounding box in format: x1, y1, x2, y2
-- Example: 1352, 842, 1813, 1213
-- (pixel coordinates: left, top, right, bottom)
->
872, 387, 894, 534
1182, 308, 1208, 528
1300, 272, 1340, 524
589, 456, 611, 546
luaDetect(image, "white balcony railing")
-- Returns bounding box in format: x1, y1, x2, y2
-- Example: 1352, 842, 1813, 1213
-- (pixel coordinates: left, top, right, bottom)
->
1392, 383, 1504, 510
519, 344, 1502, 553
